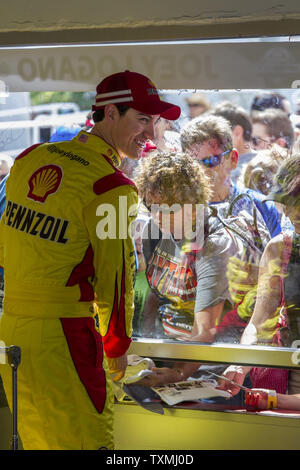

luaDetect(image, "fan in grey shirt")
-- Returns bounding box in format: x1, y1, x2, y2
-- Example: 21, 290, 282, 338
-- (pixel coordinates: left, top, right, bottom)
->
134, 149, 246, 343
142, 210, 242, 340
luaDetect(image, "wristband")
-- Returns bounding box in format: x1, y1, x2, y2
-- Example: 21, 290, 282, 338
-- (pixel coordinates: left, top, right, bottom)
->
251, 388, 277, 409
267, 390, 277, 409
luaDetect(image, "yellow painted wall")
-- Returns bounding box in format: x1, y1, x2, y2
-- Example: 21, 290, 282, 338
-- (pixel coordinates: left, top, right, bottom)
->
115, 404, 300, 450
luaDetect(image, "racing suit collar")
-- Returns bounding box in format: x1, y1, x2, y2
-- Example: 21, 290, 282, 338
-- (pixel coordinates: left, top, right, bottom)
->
73, 130, 122, 168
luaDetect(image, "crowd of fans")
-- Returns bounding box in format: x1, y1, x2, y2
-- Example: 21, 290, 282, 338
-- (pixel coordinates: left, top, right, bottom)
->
128, 90, 300, 411
1, 89, 300, 413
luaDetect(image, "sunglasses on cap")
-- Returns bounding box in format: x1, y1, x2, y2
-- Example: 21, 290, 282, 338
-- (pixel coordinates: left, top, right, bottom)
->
199, 149, 231, 168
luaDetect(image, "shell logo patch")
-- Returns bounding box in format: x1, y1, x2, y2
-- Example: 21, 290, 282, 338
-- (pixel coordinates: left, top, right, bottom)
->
27, 164, 63, 203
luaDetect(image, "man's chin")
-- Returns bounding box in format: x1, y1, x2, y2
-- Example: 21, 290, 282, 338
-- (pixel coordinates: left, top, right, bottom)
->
120, 148, 142, 161
128, 152, 142, 161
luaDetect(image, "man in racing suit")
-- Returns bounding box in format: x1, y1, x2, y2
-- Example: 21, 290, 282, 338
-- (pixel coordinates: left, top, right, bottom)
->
0, 70, 180, 450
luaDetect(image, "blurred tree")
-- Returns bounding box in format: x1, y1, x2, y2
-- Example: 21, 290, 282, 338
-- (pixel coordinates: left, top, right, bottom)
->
30, 91, 94, 110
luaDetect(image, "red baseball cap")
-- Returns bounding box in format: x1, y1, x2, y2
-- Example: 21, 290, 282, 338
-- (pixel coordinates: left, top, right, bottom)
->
92, 70, 181, 120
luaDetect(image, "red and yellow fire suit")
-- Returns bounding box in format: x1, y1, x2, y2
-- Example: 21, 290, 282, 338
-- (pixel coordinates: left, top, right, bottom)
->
0, 131, 138, 450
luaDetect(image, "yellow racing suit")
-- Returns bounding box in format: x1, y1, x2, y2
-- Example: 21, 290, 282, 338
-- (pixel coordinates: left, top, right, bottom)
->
0, 131, 138, 450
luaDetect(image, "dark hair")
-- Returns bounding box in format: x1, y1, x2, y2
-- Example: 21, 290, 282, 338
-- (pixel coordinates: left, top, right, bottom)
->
252, 109, 294, 150
92, 104, 131, 123
212, 101, 252, 142
251, 92, 287, 113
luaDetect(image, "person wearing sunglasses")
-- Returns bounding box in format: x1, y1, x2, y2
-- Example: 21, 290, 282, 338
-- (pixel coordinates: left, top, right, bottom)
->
200, 148, 231, 168
212, 101, 257, 187
180, 113, 283, 347
180, 113, 282, 239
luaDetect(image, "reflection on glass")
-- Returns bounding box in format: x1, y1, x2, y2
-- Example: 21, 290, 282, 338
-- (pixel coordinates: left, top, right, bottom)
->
127, 89, 300, 379
1, 88, 300, 400
125, 357, 300, 415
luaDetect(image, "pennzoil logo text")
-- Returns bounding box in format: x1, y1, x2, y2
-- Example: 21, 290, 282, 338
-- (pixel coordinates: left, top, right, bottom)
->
5, 200, 69, 244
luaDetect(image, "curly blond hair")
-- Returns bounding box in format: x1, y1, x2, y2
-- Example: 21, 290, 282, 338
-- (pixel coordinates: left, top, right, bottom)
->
134, 151, 212, 206
180, 114, 233, 152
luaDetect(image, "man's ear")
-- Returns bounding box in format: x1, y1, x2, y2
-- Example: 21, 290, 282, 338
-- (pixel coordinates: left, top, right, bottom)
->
232, 125, 244, 139
230, 149, 239, 169
104, 104, 118, 122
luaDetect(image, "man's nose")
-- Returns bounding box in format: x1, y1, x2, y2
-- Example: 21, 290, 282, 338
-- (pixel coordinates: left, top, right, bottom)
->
145, 121, 156, 141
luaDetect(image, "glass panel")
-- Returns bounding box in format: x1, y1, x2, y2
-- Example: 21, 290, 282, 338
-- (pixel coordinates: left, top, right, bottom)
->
1, 88, 300, 365
1, 37, 300, 442
1, 41, 300, 414
132, 87, 300, 355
